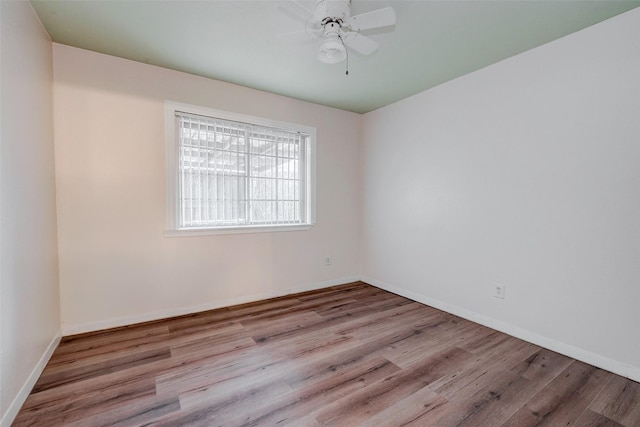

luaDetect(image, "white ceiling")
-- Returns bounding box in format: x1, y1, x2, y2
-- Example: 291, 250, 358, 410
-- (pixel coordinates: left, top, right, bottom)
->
31, 0, 640, 113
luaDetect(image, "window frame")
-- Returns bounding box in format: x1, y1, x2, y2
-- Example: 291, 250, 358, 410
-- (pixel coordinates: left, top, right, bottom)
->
164, 101, 316, 236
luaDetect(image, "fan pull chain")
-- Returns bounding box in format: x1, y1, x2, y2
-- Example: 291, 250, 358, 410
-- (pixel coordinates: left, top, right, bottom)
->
338, 34, 349, 76
345, 49, 349, 75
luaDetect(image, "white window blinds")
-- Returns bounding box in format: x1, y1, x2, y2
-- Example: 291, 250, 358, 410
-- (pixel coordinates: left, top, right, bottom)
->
176, 112, 308, 229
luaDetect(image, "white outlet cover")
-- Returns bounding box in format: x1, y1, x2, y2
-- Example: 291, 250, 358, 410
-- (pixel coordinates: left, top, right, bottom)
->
494, 284, 506, 299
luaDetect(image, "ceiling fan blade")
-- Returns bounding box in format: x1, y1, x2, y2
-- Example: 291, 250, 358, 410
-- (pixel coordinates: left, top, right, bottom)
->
276, 0, 312, 22
277, 29, 321, 44
345, 7, 396, 31
289, 0, 313, 14
342, 32, 378, 56
275, 1, 324, 33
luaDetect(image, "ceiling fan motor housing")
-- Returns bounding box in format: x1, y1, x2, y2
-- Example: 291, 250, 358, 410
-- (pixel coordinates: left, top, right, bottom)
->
323, 21, 341, 37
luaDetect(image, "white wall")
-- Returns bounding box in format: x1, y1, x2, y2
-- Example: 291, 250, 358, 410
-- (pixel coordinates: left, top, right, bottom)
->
53, 44, 362, 333
0, 2, 61, 425
362, 8, 640, 381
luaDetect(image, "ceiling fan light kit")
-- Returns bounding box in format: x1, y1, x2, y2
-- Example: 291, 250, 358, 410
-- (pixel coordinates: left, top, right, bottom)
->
281, 0, 396, 66
317, 34, 347, 64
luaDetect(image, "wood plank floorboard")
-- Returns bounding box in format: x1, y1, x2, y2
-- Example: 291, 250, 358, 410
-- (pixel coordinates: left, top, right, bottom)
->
12, 282, 640, 426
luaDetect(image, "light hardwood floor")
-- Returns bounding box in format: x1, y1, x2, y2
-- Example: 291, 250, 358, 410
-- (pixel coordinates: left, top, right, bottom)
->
13, 282, 640, 426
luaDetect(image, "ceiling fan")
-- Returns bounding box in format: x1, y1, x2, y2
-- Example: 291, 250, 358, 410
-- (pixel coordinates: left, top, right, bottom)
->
279, 0, 396, 65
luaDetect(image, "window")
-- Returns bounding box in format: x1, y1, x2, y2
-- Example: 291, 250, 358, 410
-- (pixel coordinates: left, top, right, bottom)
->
165, 102, 316, 235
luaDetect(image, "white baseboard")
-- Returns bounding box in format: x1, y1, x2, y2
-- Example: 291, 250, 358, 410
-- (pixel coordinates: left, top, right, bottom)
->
10, 276, 636, 427
1, 331, 62, 427
62, 276, 361, 336
362, 275, 640, 383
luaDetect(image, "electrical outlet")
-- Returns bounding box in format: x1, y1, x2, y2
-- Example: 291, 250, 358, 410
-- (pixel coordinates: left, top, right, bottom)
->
325, 256, 332, 266
494, 284, 506, 299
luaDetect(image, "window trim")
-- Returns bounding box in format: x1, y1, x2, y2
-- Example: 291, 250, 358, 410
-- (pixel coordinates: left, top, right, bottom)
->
164, 101, 316, 236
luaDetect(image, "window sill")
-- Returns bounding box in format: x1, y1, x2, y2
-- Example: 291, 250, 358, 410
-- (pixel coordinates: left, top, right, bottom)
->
164, 224, 313, 237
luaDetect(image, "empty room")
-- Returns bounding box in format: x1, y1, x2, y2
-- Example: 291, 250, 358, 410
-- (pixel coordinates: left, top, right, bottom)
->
2, 0, 640, 425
